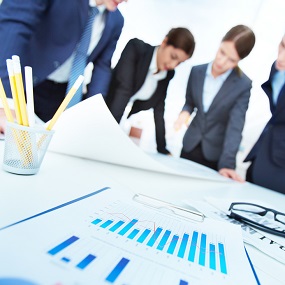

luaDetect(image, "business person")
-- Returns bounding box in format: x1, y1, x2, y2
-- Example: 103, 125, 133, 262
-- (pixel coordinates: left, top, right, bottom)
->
0, 0, 126, 131
245, 34, 285, 194
175, 25, 255, 181
106, 27, 195, 155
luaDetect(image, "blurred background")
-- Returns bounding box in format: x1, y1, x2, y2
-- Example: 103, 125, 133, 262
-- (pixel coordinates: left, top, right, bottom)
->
113, 0, 285, 178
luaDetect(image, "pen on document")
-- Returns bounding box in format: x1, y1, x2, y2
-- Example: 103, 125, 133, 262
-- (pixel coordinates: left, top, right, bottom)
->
24, 66, 35, 127
133, 193, 205, 222
6, 59, 22, 125
12, 55, 29, 126
0, 78, 14, 122
46, 75, 84, 131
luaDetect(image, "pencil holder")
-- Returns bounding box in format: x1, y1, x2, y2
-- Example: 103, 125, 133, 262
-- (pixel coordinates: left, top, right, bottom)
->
2, 122, 54, 175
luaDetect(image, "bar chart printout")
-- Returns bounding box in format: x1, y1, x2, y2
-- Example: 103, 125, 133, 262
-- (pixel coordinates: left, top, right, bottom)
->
46, 218, 230, 283
90, 216, 229, 275
0, 187, 259, 285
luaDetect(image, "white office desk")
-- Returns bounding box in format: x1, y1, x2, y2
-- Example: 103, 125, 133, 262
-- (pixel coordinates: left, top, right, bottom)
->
0, 141, 284, 285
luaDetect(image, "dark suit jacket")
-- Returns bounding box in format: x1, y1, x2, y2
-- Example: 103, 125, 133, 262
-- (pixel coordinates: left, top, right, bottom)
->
106, 38, 175, 154
182, 63, 252, 170
245, 62, 285, 169
0, 0, 124, 99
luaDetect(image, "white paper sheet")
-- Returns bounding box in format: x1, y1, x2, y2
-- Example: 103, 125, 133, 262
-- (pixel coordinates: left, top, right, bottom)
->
47, 95, 228, 182
0, 186, 258, 285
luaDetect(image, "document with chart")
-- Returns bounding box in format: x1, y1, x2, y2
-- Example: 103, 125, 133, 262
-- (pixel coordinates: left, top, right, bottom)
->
0, 187, 258, 285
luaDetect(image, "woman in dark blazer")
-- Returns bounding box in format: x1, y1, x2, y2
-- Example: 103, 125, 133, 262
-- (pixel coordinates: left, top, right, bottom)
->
175, 25, 255, 181
105, 28, 195, 154
245, 34, 285, 194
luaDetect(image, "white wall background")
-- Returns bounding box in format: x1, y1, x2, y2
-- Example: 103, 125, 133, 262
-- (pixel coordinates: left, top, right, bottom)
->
115, 0, 285, 177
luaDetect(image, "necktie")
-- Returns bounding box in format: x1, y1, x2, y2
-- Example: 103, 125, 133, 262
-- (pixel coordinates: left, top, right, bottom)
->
66, 7, 99, 108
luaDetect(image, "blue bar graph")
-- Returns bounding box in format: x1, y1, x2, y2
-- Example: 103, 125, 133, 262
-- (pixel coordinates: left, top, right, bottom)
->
128, 229, 140, 239
105, 257, 130, 283
178, 233, 189, 258
199, 233, 207, 266
91, 218, 102, 225
76, 254, 96, 270
157, 230, 171, 251
109, 221, 125, 232
89, 217, 228, 275
47, 236, 79, 255
137, 229, 151, 243
218, 243, 227, 274
147, 227, 163, 247
167, 235, 179, 254
209, 244, 216, 270
188, 231, 198, 262
118, 219, 138, 236
100, 220, 113, 228
179, 280, 188, 285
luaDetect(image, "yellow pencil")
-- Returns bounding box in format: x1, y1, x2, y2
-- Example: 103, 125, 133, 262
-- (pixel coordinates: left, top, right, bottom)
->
12, 55, 29, 126
6, 59, 22, 125
0, 78, 14, 122
46, 75, 84, 131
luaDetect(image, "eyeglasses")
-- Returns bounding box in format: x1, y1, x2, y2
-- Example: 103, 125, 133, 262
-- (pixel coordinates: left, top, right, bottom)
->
228, 202, 285, 237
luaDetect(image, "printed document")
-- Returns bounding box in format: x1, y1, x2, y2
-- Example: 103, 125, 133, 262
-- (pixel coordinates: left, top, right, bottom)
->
0, 187, 258, 285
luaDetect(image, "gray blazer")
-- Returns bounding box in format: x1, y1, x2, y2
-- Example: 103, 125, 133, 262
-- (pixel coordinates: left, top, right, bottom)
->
182, 63, 252, 170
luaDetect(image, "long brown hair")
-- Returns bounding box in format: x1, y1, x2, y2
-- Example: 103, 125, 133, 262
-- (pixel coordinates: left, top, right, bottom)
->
222, 25, 255, 59
165, 27, 195, 58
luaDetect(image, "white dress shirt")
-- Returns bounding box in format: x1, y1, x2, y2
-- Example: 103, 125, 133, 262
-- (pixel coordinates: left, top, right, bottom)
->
202, 62, 232, 113
130, 47, 167, 102
48, 1, 106, 83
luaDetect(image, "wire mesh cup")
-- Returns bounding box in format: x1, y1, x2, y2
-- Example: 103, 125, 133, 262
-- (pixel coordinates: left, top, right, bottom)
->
3, 122, 55, 175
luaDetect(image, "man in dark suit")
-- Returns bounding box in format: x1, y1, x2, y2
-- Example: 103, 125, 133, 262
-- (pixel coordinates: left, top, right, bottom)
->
245, 34, 285, 194
175, 25, 255, 181
106, 28, 195, 155
0, 0, 125, 129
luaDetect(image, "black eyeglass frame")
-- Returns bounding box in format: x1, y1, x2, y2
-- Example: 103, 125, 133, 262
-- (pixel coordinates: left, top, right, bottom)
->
228, 202, 285, 238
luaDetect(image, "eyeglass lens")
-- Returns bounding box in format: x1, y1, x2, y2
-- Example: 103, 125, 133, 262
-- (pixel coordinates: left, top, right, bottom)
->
231, 203, 285, 226
232, 204, 267, 215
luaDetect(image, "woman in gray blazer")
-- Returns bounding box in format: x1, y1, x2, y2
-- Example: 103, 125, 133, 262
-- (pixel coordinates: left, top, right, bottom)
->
106, 28, 195, 155
175, 25, 255, 181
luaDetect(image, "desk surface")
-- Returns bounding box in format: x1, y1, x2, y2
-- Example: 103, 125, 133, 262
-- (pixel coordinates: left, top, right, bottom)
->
0, 141, 284, 285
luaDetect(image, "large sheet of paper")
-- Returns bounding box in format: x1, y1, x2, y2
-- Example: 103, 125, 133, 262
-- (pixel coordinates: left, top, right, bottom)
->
0, 186, 258, 284
48, 95, 228, 182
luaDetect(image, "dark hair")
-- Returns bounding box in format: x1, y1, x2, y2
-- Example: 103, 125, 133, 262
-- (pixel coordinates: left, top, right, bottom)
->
222, 25, 255, 59
165, 27, 195, 58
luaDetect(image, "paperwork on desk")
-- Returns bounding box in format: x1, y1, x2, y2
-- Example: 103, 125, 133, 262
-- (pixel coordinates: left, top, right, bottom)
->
184, 197, 285, 264
48, 94, 227, 182
0, 186, 259, 285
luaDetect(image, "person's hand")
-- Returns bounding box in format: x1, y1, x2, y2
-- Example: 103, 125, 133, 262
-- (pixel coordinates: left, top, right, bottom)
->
219, 168, 245, 182
0, 108, 16, 135
174, 111, 190, 131
0, 108, 8, 135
